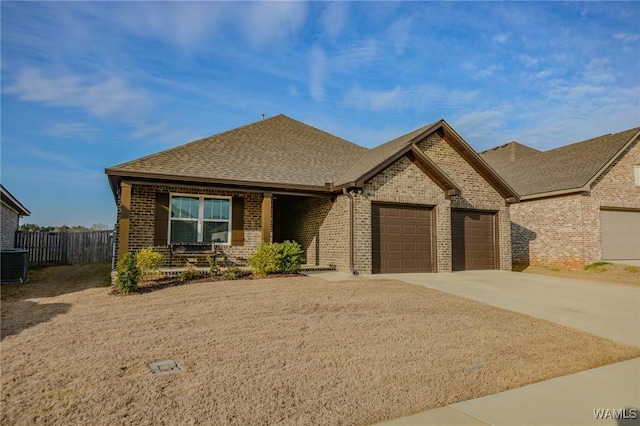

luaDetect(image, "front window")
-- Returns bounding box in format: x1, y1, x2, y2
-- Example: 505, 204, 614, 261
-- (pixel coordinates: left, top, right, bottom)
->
170, 195, 230, 244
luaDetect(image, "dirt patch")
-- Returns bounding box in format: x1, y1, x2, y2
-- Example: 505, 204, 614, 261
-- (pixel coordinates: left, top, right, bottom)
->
516, 262, 639, 286
2, 266, 639, 425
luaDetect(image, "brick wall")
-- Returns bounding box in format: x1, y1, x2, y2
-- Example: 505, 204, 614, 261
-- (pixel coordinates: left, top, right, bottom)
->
417, 132, 511, 271
351, 131, 511, 273
1, 202, 19, 249
284, 196, 350, 271
510, 194, 586, 268
357, 155, 446, 274
510, 139, 639, 268
116, 183, 263, 267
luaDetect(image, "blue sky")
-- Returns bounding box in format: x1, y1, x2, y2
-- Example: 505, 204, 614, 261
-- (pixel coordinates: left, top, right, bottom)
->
1, 1, 639, 227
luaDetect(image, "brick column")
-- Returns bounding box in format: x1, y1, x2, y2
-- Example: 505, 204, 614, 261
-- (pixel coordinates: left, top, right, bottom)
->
261, 193, 272, 243
117, 182, 132, 261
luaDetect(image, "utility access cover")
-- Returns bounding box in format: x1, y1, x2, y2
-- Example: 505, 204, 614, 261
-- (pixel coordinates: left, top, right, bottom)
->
149, 360, 183, 376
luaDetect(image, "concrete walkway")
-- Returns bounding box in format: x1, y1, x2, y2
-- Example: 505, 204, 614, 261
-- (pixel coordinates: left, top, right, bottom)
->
305, 270, 640, 425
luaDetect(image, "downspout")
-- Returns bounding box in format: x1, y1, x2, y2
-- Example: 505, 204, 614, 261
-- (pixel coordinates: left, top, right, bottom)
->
342, 188, 358, 275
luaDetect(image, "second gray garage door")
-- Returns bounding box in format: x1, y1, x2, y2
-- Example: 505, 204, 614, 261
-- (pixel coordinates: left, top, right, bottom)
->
600, 209, 640, 260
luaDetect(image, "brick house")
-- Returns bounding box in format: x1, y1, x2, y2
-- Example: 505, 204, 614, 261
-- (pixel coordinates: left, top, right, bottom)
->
1, 184, 31, 249
106, 115, 518, 274
481, 127, 640, 268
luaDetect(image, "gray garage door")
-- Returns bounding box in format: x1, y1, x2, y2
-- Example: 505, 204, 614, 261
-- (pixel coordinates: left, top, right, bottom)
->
372, 204, 433, 274
600, 209, 640, 260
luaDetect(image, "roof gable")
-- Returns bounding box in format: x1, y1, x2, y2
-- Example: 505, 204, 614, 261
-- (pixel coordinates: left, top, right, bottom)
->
481, 127, 640, 198
335, 120, 518, 201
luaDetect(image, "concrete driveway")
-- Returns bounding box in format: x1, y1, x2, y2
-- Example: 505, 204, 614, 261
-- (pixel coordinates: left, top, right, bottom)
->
308, 270, 640, 347
371, 270, 640, 347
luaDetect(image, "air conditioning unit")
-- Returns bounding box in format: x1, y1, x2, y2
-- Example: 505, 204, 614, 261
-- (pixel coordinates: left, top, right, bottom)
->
1, 249, 29, 283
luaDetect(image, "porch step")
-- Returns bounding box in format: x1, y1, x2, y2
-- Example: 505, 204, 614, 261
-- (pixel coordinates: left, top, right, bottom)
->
299, 265, 337, 272
157, 265, 336, 275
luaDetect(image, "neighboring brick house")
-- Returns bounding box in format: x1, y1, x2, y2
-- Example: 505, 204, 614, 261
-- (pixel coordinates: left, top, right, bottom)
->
106, 115, 518, 274
1, 184, 31, 249
481, 127, 640, 268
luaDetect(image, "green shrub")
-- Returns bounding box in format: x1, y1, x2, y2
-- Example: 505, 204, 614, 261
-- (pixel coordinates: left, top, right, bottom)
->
222, 266, 244, 280
248, 241, 303, 275
585, 261, 611, 272
207, 256, 220, 275
179, 267, 204, 282
136, 247, 164, 280
116, 252, 140, 293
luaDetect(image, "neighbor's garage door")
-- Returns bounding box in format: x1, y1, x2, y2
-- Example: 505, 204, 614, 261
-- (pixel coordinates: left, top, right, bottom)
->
372, 204, 433, 273
600, 209, 640, 260
451, 210, 497, 271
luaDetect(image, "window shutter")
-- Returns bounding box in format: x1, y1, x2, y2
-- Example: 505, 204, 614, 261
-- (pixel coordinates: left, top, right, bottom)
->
231, 197, 244, 246
154, 192, 170, 246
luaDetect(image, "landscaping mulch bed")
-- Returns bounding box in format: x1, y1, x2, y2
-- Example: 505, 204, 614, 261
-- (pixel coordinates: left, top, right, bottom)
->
2, 264, 639, 425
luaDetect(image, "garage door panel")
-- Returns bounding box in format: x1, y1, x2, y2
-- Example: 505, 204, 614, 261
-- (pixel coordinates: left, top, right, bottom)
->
601, 210, 640, 260
372, 204, 433, 273
452, 210, 496, 271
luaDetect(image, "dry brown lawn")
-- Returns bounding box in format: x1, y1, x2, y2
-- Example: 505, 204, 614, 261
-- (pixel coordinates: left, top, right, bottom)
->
2, 265, 639, 425
517, 262, 640, 286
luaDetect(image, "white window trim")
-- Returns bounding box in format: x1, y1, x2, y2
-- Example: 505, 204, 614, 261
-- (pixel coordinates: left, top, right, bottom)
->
168, 193, 232, 245
634, 165, 640, 187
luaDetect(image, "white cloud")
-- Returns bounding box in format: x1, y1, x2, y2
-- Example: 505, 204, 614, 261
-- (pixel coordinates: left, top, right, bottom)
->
333, 38, 380, 71
386, 16, 413, 55
4, 68, 154, 124
492, 32, 510, 44
112, 2, 223, 51
45, 123, 100, 140
587, 58, 610, 70
343, 85, 478, 112
241, 1, 307, 47
309, 45, 327, 101
613, 32, 640, 43
453, 107, 509, 138
321, 2, 348, 39
474, 64, 501, 79
585, 58, 614, 83
519, 55, 539, 68
535, 69, 553, 79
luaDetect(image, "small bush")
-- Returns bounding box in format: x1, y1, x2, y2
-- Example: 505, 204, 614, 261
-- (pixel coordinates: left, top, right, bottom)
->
136, 247, 164, 280
222, 266, 244, 280
179, 267, 204, 282
207, 256, 220, 275
248, 241, 303, 275
116, 253, 140, 293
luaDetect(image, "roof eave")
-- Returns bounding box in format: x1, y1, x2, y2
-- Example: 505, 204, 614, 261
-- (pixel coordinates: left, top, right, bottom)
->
519, 185, 591, 201
584, 128, 640, 190
105, 169, 332, 198
0, 185, 31, 216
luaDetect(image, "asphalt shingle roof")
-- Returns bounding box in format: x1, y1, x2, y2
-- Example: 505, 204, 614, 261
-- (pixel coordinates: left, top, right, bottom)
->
107, 114, 368, 188
335, 121, 440, 186
480, 127, 640, 197
107, 114, 517, 200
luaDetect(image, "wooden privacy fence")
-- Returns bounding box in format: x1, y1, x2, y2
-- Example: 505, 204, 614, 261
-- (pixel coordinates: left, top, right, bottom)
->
15, 231, 114, 266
